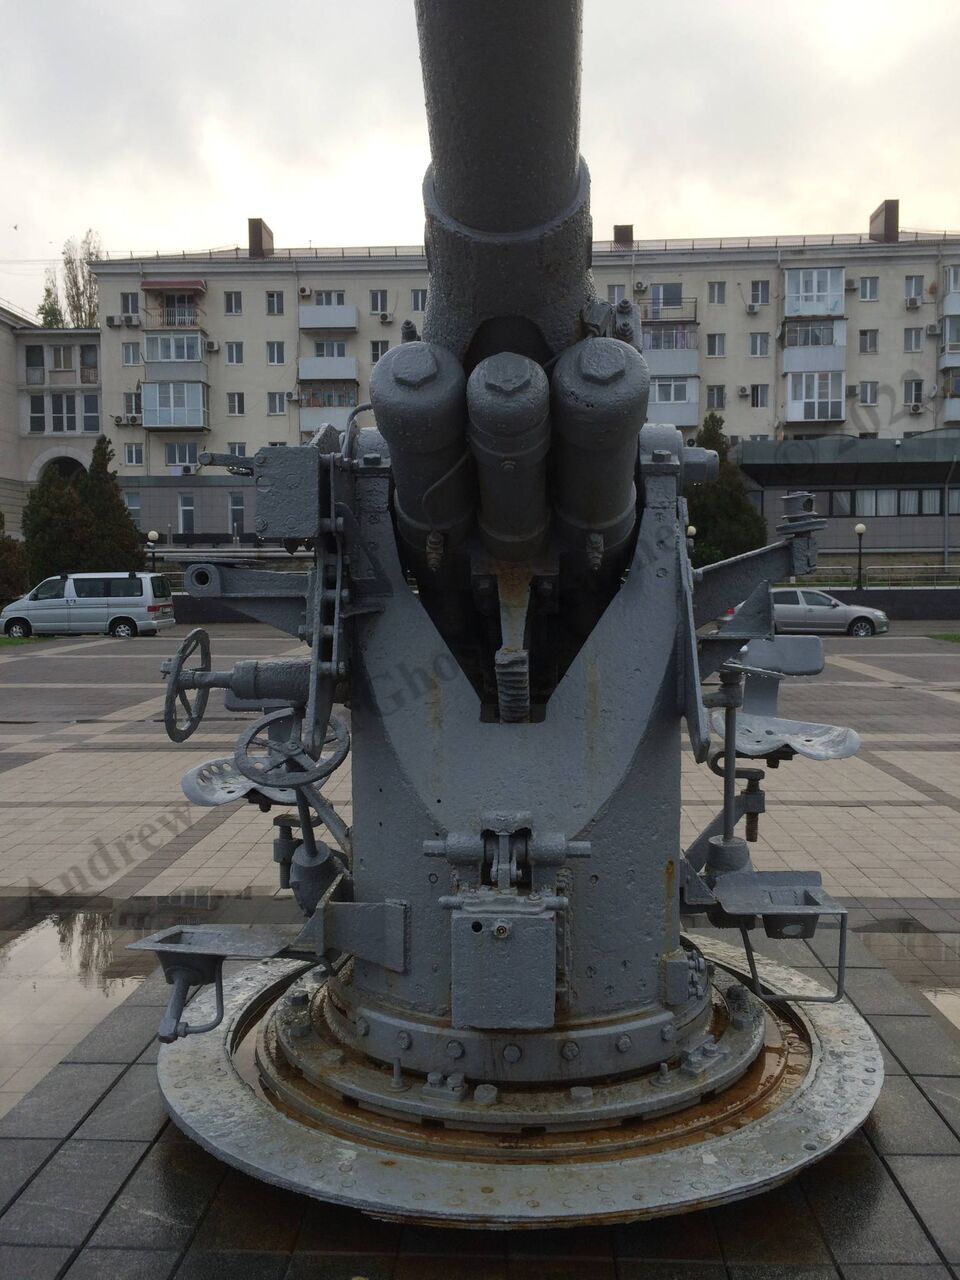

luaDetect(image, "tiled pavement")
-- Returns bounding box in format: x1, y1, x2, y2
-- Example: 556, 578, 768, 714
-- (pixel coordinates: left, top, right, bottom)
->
1, 623, 960, 1275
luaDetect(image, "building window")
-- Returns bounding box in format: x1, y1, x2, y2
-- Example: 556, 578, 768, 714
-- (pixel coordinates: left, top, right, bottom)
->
268, 441, 287, 447
751, 280, 770, 306
830, 491, 852, 516
859, 328, 878, 354
25, 345, 44, 384
706, 385, 726, 410
123, 391, 142, 417
51, 345, 74, 371
859, 380, 878, 405
51, 393, 76, 432
859, 276, 879, 301
315, 340, 346, 357
650, 377, 688, 403
228, 492, 245, 536
82, 394, 99, 433
28, 394, 45, 433
903, 379, 923, 406
315, 290, 345, 306
784, 320, 835, 347
265, 290, 284, 315
227, 392, 245, 416
708, 281, 725, 304
122, 342, 140, 366
144, 382, 206, 428
124, 443, 144, 465
225, 341, 244, 365
749, 332, 770, 357
411, 288, 427, 311
267, 392, 285, 415
228, 441, 246, 457
178, 493, 195, 535
921, 489, 941, 515
790, 371, 843, 420
120, 292, 139, 315
370, 290, 388, 314
124, 492, 141, 528
641, 326, 697, 351
266, 340, 285, 365
784, 267, 843, 314
905, 275, 924, 300
948, 488, 960, 514
299, 380, 358, 409
144, 334, 201, 361
750, 384, 769, 408
371, 340, 390, 364
607, 284, 625, 303
944, 317, 960, 350
706, 333, 725, 357
165, 442, 199, 466
903, 327, 922, 353
224, 290, 242, 315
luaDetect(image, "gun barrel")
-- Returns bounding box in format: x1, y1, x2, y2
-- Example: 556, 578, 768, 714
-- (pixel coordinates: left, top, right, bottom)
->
415, 0, 583, 234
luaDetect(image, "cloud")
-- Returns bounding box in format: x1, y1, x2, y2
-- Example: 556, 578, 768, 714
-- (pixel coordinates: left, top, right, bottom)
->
1, 0, 958, 314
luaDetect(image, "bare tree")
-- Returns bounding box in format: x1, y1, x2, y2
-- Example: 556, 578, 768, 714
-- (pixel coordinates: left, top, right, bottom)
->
36, 268, 65, 327
61, 229, 102, 328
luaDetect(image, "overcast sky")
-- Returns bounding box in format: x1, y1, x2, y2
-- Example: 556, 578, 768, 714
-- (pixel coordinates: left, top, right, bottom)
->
2, 0, 958, 318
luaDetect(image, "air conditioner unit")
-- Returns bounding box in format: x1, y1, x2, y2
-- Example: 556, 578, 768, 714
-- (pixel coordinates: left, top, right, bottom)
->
926, 322, 941, 337
906, 296, 921, 310
169, 465, 184, 476
106, 315, 123, 328
123, 314, 140, 327
182, 464, 193, 475
298, 285, 311, 298
844, 277, 858, 291
746, 302, 759, 315
846, 384, 859, 396
125, 413, 142, 425
909, 402, 923, 415
113, 414, 124, 426
633, 280, 647, 294
737, 384, 750, 397
379, 312, 393, 324
285, 390, 297, 401
205, 339, 220, 353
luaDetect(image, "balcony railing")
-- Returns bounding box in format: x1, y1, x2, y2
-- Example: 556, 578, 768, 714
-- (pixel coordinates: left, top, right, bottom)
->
638, 298, 698, 323
144, 306, 202, 328
80, 366, 99, 384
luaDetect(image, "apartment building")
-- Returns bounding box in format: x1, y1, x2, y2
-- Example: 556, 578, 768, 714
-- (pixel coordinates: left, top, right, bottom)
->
82, 205, 960, 557
0, 304, 102, 537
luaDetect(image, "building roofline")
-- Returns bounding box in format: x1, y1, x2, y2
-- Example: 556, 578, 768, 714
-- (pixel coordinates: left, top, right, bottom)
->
13, 326, 99, 337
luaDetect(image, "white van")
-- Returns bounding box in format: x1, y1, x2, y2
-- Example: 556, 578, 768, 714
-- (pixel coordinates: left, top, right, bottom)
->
1, 572, 175, 639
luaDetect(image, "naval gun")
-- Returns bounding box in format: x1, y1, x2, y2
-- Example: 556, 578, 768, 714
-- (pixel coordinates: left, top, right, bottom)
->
133, 0, 881, 1227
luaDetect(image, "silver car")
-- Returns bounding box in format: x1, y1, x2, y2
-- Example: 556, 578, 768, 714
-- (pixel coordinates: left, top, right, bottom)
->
1, 572, 176, 639
770, 588, 888, 637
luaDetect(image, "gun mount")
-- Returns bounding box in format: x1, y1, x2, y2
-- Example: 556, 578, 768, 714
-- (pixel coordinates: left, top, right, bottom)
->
134, 0, 881, 1228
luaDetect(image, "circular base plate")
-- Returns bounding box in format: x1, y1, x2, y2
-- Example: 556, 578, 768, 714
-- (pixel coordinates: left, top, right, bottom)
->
156, 936, 883, 1228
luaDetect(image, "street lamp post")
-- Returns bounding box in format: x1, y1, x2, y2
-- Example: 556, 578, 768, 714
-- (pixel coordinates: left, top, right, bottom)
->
854, 522, 866, 591
146, 530, 159, 574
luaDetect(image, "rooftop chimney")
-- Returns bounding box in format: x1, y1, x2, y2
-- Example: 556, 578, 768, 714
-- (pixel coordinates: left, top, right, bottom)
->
613, 223, 634, 248
248, 218, 275, 258
868, 199, 899, 244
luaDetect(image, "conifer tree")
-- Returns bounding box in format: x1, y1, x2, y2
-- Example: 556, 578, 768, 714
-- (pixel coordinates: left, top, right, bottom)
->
21, 466, 93, 583
0, 513, 28, 606
76, 438, 144, 573
683, 412, 768, 568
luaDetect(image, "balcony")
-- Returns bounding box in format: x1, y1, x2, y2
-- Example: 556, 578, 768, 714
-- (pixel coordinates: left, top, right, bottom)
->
80, 366, 99, 384
142, 360, 208, 384
144, 306, 203, 328
298, 355, 359, 382
298, 303, 359, 332
942, 289, 960, 317
300, 405, 355, 432
638, 298, 697, 324
782, 344, 846, 374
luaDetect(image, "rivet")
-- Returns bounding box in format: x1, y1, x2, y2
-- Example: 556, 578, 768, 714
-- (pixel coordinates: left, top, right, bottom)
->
397, 1031, 412, 1050
446, 1040, 465, 1060
661, 1024, 676, 1042
502, 1044, 522, 1064
616, 1034, 632, 1053
560, 1041, 580, 1062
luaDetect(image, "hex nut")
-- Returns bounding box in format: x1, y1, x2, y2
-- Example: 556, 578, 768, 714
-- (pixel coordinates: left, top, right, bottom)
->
392, 344, 438, 389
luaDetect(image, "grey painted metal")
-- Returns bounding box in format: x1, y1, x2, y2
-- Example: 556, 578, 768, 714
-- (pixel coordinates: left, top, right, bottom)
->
155, 938, 883, 1226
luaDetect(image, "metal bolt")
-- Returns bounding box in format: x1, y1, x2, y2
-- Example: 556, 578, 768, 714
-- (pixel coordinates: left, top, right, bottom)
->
661, 1024, 676, 1042
569, 1085, 593, 1102
493, 922, 511, 940
355, 1016, 370, 1038
392, 344, 438, 388
289, 990, 309, 1008
474, 1083, 499, 1107
446, 1039, 465, 1060
578, 339, 626, 385
615, 1034, 632, 1053
560, 1041, 580, 1062
396, 1031, 412, 1050
502, 1044, 522, 1064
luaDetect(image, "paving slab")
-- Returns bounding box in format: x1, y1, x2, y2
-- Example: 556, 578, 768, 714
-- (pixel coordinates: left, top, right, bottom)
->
0, 1062, 124, 1139
864, 1075, 960, 1155
0, 1244, 74, 1279
64, 1248, 180, 1280
886, 1155, 960, 1266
